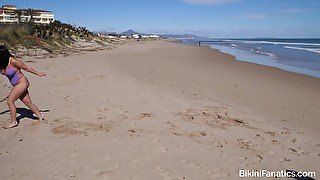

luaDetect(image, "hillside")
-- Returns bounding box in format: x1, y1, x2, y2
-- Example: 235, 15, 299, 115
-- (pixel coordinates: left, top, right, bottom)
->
121, 29, 139, 36
0, 21, 111, 58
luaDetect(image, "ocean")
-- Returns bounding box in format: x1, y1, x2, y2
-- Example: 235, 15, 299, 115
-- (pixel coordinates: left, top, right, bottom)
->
183, 38, 320, 78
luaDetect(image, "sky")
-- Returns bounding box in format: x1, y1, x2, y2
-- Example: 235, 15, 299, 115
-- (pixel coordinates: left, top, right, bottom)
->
1, 0, 320, 38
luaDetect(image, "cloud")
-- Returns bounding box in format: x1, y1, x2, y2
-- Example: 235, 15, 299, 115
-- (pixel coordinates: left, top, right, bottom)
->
180, 0, 241, 5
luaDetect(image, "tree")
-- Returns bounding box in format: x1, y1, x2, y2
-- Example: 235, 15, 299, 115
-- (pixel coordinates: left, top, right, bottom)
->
27, 8, 34, 23
15, 9, 22, 25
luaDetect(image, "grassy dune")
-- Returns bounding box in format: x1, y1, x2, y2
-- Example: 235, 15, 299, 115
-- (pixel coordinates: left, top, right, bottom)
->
0, 21, 110, 56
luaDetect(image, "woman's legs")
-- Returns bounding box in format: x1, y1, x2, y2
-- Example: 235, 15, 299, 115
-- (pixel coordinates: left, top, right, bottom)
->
5, 80, 29, 128
19, 90, 43, 121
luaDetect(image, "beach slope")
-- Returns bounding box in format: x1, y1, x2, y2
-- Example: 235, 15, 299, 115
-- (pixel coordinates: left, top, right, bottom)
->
0, 41, 319, 179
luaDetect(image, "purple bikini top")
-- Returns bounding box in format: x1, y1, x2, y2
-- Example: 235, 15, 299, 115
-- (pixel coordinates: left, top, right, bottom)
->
1, 64, 21, 86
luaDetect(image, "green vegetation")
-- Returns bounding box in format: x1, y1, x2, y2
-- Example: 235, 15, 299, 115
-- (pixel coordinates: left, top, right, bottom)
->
0, 21, 106, 54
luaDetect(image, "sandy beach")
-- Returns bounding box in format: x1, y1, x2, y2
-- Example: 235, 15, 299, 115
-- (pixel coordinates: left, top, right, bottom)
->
0, 41, 319, 179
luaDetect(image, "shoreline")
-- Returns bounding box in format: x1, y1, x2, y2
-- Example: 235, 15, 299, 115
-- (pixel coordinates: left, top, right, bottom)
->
211, 44, 320, 79
0, 41, 319, 179
191, 41, 320, 79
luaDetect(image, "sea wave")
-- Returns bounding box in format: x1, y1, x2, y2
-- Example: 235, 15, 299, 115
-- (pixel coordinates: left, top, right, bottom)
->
255, 50, 277, 58
235, 40, 320, 46
283, 46, 320, 54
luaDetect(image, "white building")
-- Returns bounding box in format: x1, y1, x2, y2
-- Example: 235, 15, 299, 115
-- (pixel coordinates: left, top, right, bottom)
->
97, 33, 106, 37
149, 35, 160, 38
141, 34, 160, 39
0, 5, 18, 23
107, 35, 117, 39
31, 9, 54, 24
132, 34, 140, 39
0, 5, 54, 24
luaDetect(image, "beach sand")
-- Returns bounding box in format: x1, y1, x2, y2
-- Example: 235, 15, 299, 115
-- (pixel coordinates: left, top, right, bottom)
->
0, 41, 319, 179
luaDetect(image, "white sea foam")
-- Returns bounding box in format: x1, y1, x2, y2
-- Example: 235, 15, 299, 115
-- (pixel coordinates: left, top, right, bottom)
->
256, 50, 276, 58
236, 40, 320, 46
283, 46, 320, 54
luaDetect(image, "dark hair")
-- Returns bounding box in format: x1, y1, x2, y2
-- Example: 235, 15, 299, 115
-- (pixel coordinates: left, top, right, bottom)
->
0, 45, 13, 70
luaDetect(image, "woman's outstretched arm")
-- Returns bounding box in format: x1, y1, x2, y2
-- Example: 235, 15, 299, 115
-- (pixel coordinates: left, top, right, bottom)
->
10, 58, 46, 77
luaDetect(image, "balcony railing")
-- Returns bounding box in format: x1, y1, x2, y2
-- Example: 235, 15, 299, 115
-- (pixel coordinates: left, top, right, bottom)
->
0, 9, 54, 24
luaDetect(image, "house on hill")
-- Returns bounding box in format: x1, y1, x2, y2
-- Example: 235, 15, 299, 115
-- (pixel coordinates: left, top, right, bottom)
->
28, 9, 54, 24
0, 5, 17, 23
0, 4, 54, 24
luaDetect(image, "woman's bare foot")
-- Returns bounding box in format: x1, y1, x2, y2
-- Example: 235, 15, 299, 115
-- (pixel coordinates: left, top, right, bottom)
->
3, 121, 18, 129
38, 113, 44, 121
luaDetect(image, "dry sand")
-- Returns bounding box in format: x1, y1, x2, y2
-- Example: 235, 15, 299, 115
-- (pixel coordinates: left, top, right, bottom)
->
0, 41, 319, 179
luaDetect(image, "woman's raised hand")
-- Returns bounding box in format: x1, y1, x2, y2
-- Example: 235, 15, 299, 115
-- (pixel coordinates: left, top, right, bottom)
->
38, 72, 46, 77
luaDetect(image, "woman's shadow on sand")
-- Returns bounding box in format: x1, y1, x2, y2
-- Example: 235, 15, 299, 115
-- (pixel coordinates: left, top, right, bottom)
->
0, 108, 49, 123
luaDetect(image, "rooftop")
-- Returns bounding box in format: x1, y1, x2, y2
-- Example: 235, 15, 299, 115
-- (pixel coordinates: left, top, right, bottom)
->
19, 9, 53, 13
2, 5, 17, 8
0, 7, 15, 11
0, 5, 53, 13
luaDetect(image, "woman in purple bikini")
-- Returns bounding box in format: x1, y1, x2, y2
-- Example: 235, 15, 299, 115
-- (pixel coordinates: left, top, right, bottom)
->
0, 45, 46, 129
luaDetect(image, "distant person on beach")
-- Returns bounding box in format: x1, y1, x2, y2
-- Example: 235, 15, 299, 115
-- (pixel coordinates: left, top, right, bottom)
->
0, 45, 46, 129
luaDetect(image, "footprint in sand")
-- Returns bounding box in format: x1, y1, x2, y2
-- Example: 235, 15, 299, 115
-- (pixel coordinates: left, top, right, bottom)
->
206, 168, 230, 178
168, 122, 228, 149
134, 112, 155, 120
156, 167, 172, 178
286, 147, 310, 156
96, 169, 118, 176
237, 139, 257, 150
189, 131, 207, 138
159, 146, 168, 153
173, 106, 253, 130
281, 157, 291, 163
128, 129, 142, 138
216, 140, 228, 148
264, 131, 278, 137
63, 95, 70, 102
96, 107, 109, 121
149, 137, 160, 147
272, 139, 281, 145
192, 93, 200, 101
240, 154, 264, 167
